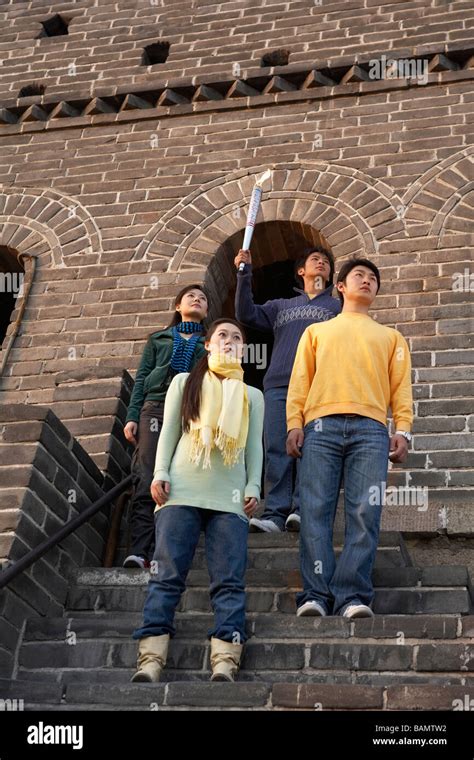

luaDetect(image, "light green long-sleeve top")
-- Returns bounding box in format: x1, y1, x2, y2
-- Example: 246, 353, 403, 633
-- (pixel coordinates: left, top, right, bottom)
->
153, 372, 265, 518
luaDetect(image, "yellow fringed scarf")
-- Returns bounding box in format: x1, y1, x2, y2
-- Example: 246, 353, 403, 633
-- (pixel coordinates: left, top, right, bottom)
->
188, 353, 249, 469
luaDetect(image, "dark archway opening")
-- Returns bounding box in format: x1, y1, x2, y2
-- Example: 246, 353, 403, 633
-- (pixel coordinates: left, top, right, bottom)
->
0, 246, 24, 346
215, 220, 332, 390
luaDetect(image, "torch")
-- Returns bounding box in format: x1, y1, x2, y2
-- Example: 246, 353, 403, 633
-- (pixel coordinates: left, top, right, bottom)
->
239, 168, 272, 271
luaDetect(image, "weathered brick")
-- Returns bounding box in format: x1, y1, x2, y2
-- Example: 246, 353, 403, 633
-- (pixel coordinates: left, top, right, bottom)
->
66, 682, 166, 706
272, 683, 384, 709
167, 682, 270, 707
0, 678, 63, 705
242, 643, 305, 670
416, 645, 474, 672
386, 685, 474, 711
310, 644, 413, 671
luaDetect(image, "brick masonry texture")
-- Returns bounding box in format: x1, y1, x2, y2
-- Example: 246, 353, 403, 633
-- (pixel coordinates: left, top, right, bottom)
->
0, 403, 108, 677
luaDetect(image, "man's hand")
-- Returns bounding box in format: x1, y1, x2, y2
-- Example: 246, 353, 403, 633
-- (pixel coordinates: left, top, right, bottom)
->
151, 480, 170, 506
389, 434, 409, 463
287, 428, 304, 458
234, 249, 252, 270
124, 421, 138, 446
244, 497, 258, 517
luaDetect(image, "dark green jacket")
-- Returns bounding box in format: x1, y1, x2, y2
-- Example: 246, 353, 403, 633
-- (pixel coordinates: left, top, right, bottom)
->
125, 327, 207, 424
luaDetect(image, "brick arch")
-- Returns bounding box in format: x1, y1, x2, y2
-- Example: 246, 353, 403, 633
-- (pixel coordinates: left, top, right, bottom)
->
0, 187, 102, 267
401, 146, 474, 243
437, 185, 474, 239
202, 219, 330, 322
134, 162, 405, 269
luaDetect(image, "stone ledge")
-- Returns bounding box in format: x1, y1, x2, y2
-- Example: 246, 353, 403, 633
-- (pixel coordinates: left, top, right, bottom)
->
1, 57, 473, 135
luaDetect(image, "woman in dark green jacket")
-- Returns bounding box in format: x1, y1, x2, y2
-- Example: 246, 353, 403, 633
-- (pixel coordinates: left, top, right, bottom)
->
123, 284, 209, 567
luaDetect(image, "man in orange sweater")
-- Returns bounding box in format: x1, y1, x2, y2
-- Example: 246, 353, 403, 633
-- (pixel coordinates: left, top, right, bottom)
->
286, 257, 413, 619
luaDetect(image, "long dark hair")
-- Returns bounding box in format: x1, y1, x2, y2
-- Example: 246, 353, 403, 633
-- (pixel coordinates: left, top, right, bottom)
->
165, 283, 210, 329
181, 318, 247, 432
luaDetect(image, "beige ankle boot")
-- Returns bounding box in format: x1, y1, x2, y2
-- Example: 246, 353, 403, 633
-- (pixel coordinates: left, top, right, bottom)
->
209, 637, 243, 682
131, 634, 170, 683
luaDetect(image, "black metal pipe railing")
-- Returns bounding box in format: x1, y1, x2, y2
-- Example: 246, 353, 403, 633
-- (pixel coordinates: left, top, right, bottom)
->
0, 474, 132, 590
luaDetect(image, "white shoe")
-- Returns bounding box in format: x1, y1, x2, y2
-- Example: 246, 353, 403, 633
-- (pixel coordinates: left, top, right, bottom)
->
249, 518, 282, 533
342, 603, 374, 619
123, 555, 147, 569
285, 513, 301, 532
296, 601, 327, 617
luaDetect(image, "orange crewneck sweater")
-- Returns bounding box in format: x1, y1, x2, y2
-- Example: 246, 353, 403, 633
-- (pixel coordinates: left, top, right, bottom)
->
286, 312, 413, 432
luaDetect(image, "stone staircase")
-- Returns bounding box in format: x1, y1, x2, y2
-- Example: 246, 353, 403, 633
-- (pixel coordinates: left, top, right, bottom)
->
2, 532, 473, 711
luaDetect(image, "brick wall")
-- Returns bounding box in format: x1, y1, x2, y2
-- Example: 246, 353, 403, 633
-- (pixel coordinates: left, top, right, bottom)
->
0, 0, 473, 99
0, 404, 107, 677
0, 0, 472, 542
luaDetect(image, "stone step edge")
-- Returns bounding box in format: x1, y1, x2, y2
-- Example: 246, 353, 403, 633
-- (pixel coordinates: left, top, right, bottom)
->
3, 681, 474, 711
14, 669, 474, 680
68, 583, 471, 592
20, 635, 474, 646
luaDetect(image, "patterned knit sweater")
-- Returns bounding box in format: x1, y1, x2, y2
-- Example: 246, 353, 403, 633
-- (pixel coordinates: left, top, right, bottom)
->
235, 263, 341, 391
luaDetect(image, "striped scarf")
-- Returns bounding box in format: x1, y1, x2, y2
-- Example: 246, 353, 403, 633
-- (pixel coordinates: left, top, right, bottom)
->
170, 321, 203, 373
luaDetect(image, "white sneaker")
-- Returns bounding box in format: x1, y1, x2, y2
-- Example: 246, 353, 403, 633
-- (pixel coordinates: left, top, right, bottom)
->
296, 601, 327, 617
285, 513, 301, 532
342, 603, 374, 619
123, 555, 148, 569
249, 518, 282, 533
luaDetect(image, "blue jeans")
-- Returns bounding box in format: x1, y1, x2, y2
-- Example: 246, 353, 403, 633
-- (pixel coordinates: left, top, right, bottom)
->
132, 505, 249, 643
297, 415, 390, 615
261, 386, 300, 529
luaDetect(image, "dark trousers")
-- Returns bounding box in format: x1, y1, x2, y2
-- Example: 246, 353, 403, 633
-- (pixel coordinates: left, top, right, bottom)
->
129, 400, 165, 560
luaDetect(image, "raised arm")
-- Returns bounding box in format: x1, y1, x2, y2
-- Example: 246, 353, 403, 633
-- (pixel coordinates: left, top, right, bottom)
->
234, 252, 280, 332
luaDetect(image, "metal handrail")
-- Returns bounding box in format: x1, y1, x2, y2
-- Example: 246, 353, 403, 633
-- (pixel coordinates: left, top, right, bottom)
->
0, 474, 132, 590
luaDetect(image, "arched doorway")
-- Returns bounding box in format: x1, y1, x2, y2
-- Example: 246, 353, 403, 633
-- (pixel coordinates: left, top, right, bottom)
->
210, 220, 332, 389
0, 246, 24, 346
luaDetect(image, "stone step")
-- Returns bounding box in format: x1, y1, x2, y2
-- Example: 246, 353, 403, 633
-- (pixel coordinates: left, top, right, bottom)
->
72, 565, 472, 589
17, 638, 474, 674
14, 666, 474, 688
193, 533, 412, 570
4, 678, 474, 711
117, 531, 413, 569
272, 683, 474, 711
0, 678, 64, 706
115, 546, 409, 571
23, 613, 471, 643
65, 584, 472, 615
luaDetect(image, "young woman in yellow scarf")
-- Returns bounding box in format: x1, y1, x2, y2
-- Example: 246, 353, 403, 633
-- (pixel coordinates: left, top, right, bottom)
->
131, 318, 264, 683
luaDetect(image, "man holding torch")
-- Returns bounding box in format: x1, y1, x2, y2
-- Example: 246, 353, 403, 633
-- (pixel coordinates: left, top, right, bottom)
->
232, 169, 340, 532
234, 243, 340, 532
